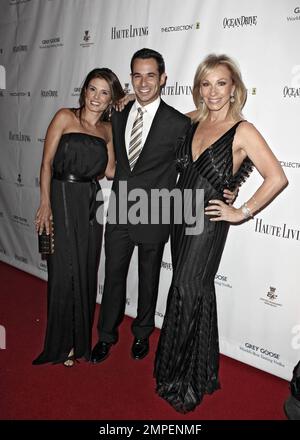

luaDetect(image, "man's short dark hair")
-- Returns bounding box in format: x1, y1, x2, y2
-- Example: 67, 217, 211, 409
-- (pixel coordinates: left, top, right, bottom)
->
130, 48, 165, 76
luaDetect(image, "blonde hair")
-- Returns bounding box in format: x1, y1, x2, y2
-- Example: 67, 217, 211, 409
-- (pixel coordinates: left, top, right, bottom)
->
192, 54, 247, 122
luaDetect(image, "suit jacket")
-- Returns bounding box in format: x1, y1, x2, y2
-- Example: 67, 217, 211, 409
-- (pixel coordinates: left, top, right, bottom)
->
106, 99, 191, 243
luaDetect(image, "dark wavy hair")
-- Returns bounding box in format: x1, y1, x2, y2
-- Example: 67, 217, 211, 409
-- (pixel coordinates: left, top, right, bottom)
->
78, 68, 125, 122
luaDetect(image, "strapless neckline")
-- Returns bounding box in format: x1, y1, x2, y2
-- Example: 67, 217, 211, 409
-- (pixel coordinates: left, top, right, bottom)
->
61, 132, 106, 143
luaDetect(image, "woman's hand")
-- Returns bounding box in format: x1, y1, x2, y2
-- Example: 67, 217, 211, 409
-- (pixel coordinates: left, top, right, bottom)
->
114, 93, 135, 112
35, 203, 53, 235
223, 188, 238, 205
205, 199, 244, 223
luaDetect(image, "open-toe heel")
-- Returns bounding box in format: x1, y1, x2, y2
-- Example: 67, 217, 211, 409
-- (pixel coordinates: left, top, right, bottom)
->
63, 349, 77, 368
63, 356, 75, 367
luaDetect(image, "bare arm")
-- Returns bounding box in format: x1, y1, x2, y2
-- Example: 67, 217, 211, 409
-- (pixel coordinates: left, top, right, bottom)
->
35, 109, 70, 234
206, 122, 288, 222
104, 123, 116, 179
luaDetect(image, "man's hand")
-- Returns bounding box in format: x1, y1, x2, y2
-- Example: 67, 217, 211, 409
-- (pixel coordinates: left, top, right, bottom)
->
223, 187, 239, 205
114, 93, 136, 112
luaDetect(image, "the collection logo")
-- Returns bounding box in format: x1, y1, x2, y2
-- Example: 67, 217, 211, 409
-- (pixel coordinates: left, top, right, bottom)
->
111, 25, 148, 40
161, 261, 173, 271
41, 89, 58, 97
287, 6, 300, 21
14, 254, 28, 263
223, 15, 258, 29
161, 82, 192, 96
215, 273, 232, 289
40, 37, 63, 49
161, 22, 200, 33
280, 160, 300, 169
80, 30, 94, 48
255, 218, 300, 241
9, 91, 30, 97
240, 342, 284, 367
9, 131, 31, 142
13, 45, 28, 52
260, 285, 282, 308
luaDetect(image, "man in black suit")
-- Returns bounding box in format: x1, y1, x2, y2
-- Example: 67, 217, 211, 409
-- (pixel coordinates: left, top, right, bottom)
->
91, 48, 191, 362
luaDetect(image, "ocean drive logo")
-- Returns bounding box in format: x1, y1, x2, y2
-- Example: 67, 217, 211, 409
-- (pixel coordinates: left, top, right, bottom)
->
96, 182, 204, 236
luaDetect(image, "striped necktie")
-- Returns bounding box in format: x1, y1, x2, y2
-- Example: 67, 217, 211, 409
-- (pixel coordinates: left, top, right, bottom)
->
128, 107, 144, 170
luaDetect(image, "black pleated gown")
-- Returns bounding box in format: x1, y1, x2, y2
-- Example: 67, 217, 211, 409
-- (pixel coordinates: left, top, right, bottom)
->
154, 121, 253, 413
33, 132, 107, 364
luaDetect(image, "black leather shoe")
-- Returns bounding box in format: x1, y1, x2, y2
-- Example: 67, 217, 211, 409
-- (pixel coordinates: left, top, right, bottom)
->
131, 338, 149, 360
91, 341, 112, 363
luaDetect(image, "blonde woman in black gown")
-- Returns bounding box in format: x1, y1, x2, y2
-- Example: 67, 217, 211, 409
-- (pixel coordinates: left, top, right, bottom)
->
154, 54, 288, 413
33, 69, 124, 367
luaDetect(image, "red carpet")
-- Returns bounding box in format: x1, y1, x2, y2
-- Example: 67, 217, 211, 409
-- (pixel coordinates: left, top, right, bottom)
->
0, 261, 289, 420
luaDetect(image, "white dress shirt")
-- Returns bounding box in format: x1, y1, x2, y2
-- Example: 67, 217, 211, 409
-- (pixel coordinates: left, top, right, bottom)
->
125, 97, 161, 156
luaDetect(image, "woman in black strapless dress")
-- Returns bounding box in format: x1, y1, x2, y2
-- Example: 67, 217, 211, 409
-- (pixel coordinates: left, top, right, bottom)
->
154, 54, 288, 413
33, 68, 124, 366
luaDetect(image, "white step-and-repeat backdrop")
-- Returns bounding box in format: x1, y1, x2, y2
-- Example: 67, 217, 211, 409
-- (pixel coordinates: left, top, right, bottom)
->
0, 0, 299, 380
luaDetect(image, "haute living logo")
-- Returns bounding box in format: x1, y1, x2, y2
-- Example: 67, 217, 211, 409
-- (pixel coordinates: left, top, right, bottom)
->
255, 218, 300, 241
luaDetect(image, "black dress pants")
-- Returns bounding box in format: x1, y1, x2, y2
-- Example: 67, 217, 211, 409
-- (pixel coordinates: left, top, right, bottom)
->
97, 226, 165, 343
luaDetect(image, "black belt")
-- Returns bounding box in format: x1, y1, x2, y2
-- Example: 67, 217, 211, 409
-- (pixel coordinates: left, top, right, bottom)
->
53, 172, 100, 221
53, 172, 95, 183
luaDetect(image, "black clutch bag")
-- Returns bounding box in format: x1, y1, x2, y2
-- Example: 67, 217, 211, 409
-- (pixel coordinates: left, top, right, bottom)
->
38, 228, 54, 255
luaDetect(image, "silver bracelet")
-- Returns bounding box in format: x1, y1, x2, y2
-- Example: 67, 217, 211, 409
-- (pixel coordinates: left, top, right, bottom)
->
241, 202, 253, 219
